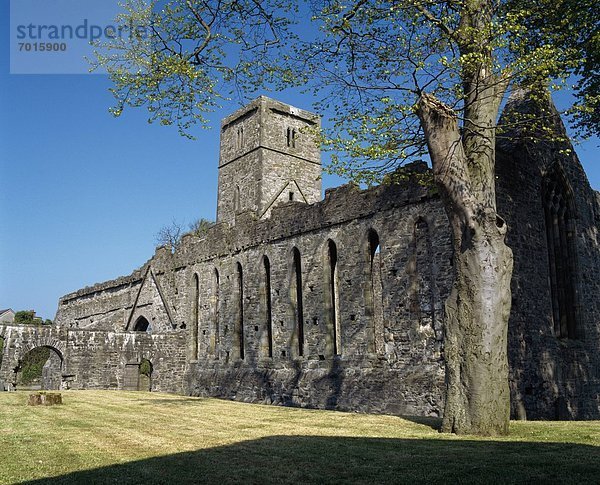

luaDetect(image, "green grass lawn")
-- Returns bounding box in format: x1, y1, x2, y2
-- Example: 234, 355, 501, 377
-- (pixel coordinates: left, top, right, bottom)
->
0, 391, 599, 484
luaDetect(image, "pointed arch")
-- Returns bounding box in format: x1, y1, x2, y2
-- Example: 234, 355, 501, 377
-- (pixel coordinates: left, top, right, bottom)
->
262, 255, 274, 358
236, 262, 245, 360
211, 268, 220, 356
542, 164, 579, 338
191, 273, 200, 360
234, 185, 241, 212
291, 247, 305, 357
412, 217, 436, 329
325, 239, 341, 355
133, 316, 151, 333
365, 228, 383, 353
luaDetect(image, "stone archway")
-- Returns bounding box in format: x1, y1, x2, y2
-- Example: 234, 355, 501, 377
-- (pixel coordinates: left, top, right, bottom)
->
15, 346, 63, 390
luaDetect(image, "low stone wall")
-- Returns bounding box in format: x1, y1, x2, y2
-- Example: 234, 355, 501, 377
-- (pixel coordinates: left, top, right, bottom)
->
65, 330, 187, 393
186, 357, 444, 416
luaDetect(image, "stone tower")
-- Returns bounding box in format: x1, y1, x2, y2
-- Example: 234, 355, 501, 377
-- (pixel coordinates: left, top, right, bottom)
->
216, 96, 322, 224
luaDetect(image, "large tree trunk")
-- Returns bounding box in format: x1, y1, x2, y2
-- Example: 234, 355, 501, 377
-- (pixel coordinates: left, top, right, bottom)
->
442, 209, 513, 434
417, 92, 513, 435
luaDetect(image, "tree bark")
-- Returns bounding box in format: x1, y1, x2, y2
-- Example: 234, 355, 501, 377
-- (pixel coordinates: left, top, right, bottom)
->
417, 93, 513, 435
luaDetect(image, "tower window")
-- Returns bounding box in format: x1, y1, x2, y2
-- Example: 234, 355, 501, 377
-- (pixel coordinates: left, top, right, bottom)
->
234, 185, 241, 212
289, 192, 294, 201
237, 126, 244, 149
286, 127, 297, 148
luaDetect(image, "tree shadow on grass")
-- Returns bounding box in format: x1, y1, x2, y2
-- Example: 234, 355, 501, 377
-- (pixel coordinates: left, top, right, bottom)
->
399, 415, 442, 430
24, 436, 600, 484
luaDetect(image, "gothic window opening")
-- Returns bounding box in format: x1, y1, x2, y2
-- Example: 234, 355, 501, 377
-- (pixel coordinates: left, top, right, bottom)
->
367, 229, 383, 352
263, 256, 274, 358
289, 191, 295, 201
543, 167, 578, 338
326, 239, 342, 355
292, 248, 305, 356
236, 262, 245, 359
212, 268, 220, 355
413, 218, 436, 329
133, 316, 151, 333
192, 273, 199, 360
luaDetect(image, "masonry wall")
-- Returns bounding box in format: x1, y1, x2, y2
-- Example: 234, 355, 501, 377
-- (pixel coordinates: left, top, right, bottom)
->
496, 92, 600, 419
51, 177, 452, 416
0, 323, 187, 393
216, 97, 322, 224
63, 330, 187, 392
3, 95, 599, 421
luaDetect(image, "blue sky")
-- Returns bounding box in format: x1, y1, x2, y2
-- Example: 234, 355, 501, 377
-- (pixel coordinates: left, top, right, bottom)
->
1, 1, 598, 320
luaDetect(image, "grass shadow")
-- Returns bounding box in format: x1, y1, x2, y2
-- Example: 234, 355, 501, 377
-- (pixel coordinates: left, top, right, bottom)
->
23, 435, 600, 484
399, 415, 442, 430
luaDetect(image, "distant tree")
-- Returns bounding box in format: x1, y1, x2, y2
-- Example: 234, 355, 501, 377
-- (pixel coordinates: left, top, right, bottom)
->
155, 219, 185, 249
14, 311, 41, 325
155, 218, 215, 249
188, 218, 215, 237
43, 319, 53, 326
139, 359, 153, 377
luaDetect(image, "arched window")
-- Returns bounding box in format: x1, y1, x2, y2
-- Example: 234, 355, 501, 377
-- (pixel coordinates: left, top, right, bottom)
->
237, 125, 244, 149
236, 262, 245, 359
326, 239, 341, 355
234, 185, 241, 212
292, 248, 305, 357
133, 316, 151, 333
191, 273, 199, 360
0, 336, 4, 368
413, 218, 435, 328
543, 166, 578, 338
212, 268, 220, 356
366, 229, 383, 352
286, 127, 297, 148
263, 255, 274, 358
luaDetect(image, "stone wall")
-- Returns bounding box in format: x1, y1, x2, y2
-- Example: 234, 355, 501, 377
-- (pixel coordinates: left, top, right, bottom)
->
0, 324, 187, 393
496, 91, 600, 419
2, 94, 599, 420
52, 175, 452, 416
63, 330, 187, 392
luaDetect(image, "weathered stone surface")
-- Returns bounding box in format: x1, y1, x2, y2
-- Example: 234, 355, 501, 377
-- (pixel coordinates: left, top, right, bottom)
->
28, 392, 62, 406
1, 94, 599, 420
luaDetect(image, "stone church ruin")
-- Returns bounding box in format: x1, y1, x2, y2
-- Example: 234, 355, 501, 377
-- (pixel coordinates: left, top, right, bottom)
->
1, 94, 599, 420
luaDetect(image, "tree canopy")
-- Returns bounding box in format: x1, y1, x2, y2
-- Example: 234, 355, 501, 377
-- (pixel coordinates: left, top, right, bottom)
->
93, 0, 598, 181
155, 217, 215, 249
13, 311, 52, 326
